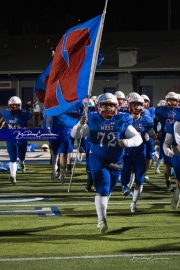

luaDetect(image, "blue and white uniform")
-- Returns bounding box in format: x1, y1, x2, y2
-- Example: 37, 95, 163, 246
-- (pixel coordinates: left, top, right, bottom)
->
0, 96, 33, 185
2, 108, 32, 162
121, 113, 154, 187
163, 120, 180, 209
155, 91, 180, 191
71, 111, 142, 194
155, 105, 178, 164
71, 93, 142, 233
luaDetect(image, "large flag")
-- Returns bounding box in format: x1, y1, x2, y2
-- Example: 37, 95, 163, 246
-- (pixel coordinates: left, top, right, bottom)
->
43, 14, 103, 116
34, 53, 104, 104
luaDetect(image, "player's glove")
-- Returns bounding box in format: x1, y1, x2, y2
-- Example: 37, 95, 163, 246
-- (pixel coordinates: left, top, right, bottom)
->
100, 158, 122, 171
165, 148, 174, 157
152, 151, 159, 161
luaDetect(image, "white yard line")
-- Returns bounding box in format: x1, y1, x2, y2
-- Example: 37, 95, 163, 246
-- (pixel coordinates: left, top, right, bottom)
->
0, 253, 179, 262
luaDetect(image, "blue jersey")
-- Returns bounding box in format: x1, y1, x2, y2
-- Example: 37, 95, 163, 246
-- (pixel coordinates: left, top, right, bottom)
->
51, 116, 71, 139
1, 108, 32, 129
124, 114, 154, 154
155, 106, 180, 138
147, 107, 155, 119
87, 111, 133, 163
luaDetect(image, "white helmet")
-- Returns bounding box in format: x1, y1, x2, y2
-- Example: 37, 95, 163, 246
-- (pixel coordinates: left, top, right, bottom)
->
41, 144, 49, 152
141, 94, 150, 102
127, 92, 144, 114
8, 96, 21, 105
157, 99, 166, 106
97, 93, 118, 118
98, 93, 118, 105
165, 92, 178, 109
141, 94, 150, 109
126, 92, 144, 104
165, 91, 178, 100
114, 91, 125, 99
8, 96, 22, 114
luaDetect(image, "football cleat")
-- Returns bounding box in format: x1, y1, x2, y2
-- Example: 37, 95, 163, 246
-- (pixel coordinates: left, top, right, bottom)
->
85, 180, 93, 192
77, 153, 83, 161
130, 202, 137, 213
51, 171, 57, 180
58, 173, 65, 183
122, 186, 131, 196
167, 185, 174, 192
9, 176, 16, 185
19, 162, 26, 173
97, 218, 108, 234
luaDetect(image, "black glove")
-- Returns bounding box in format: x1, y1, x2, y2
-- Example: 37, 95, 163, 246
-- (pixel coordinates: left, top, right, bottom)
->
100, 158, 122, 171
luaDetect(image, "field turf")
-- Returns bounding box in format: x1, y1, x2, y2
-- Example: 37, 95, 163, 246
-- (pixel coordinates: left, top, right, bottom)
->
0, 162, 180, 270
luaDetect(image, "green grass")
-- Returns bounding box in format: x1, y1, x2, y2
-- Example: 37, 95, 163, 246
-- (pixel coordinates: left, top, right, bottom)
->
0, 163, 180, 270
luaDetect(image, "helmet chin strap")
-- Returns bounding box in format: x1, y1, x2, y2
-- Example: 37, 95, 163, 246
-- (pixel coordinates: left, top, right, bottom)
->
132, 113, 141, 119
101, 111, 116, 118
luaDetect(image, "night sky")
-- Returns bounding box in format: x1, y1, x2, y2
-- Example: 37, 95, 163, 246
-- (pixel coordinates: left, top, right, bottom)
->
0, 0, 180, 36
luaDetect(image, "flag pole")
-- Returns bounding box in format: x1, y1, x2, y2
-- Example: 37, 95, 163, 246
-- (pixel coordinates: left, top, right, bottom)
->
67, 102, 88, 193
88, 0, 109, 98
67, 0, 108, 192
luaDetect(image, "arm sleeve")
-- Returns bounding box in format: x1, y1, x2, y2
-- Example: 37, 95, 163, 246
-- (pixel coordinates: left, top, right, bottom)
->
71, 122, 90, 138
163, 133, 173, 156
124, 125, 143, 147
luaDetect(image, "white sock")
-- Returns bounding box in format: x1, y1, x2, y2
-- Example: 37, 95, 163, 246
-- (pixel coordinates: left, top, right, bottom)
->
51, 154, 58, 171
128, 172, 135, 189
10, 162, 17, 177
133, 185, 143, 203
156, 159, 162, 170
95, 195, 108, 221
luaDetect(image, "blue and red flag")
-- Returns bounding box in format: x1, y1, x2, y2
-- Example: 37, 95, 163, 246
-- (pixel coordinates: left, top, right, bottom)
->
34, 52, 104, 104
42, 14, 103, 116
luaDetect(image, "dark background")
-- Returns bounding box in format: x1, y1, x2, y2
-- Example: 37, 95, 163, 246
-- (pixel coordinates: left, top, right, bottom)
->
0, 0, 180, 36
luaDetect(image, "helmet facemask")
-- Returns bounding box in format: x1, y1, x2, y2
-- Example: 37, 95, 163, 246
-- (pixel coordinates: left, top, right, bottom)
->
143, 99, 150, 109
8, 103, 21, 115
166, 98, 178, 109
165, 92, 178, 109
97, 93, 118, 118
8, 96, 22, 115
117, 98, 126, 107
129, 102, 144, 115
98, 103, 118, 118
